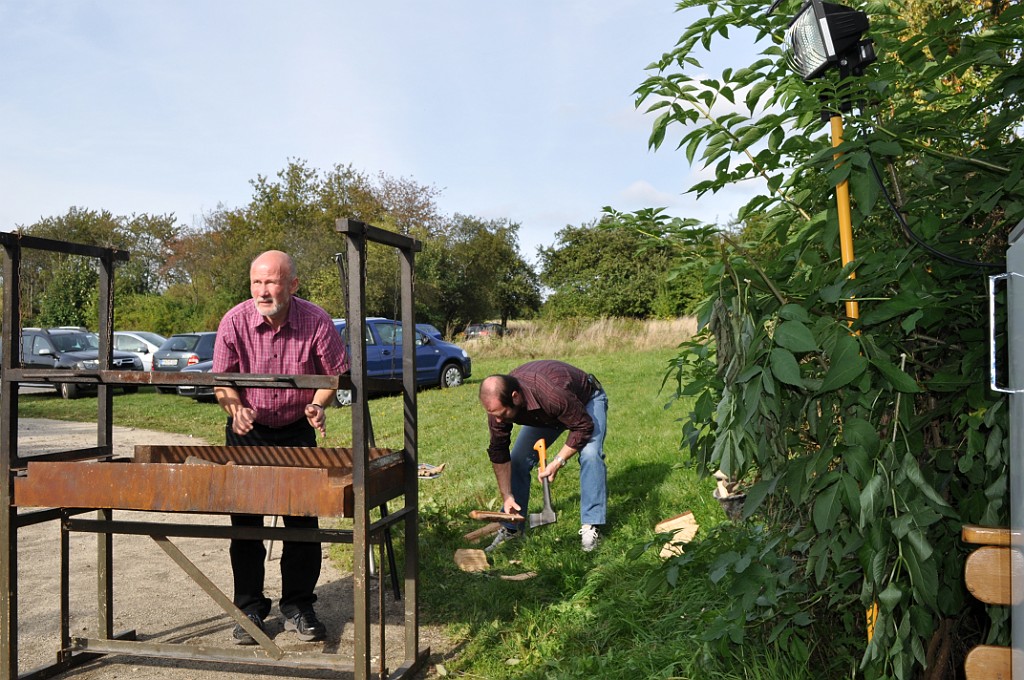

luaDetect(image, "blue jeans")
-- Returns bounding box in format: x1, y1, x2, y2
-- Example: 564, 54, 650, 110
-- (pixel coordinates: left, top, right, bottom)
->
507, 388, 608, 529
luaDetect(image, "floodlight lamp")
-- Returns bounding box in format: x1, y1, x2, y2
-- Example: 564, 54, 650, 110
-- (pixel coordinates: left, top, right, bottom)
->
786, 0, 874, 80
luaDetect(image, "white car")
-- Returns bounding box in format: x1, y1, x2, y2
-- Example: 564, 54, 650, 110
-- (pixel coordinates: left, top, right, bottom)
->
113, 331, 168, 372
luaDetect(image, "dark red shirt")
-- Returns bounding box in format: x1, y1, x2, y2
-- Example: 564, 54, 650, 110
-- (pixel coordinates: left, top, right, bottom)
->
486, 360, 597, 464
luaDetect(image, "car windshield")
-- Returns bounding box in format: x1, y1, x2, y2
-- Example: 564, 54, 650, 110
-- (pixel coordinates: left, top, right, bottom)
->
49, 332, 99, 353
134, 332, 166, 345
162, 335, 200, 352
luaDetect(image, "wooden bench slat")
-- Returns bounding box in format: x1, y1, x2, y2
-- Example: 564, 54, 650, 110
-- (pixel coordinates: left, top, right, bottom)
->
964, 546, 1023, 606
962, 524, 1014, 546
964, 645, 1020, 680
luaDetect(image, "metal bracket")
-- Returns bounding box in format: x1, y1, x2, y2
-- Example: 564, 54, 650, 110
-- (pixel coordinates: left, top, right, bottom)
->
989, 272, 1024, 393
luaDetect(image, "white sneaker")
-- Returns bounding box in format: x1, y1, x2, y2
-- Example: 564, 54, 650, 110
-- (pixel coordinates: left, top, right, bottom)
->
485, 526, 520, 553
579, 524, 600, 552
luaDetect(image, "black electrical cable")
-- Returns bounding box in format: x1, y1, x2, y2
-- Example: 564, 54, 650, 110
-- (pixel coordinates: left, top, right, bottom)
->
865, 152, 1002, 270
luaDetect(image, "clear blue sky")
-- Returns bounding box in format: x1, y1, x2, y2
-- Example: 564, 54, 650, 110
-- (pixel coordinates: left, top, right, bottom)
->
1, 2, 763, 260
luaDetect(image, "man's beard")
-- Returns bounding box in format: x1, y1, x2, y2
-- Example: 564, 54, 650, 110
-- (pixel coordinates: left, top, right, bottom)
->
253, 298, 285, 318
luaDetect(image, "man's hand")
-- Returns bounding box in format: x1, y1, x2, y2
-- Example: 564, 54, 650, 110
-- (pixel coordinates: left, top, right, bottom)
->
539, 451, 571, 483
502, 495, 521, 516
538, 458, 562, 483
231, 407, 257, 435
305, 403, 327, 437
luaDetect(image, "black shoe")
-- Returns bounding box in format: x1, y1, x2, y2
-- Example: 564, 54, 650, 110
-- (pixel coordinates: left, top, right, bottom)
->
232, 611, 266, 645
284, 608, 326, 642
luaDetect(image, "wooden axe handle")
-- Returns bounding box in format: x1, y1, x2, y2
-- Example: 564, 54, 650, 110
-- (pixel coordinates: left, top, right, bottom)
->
469, 510, 524, 522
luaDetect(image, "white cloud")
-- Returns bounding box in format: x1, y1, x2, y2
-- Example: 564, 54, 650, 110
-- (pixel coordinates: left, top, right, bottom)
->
620, 180, 684, 208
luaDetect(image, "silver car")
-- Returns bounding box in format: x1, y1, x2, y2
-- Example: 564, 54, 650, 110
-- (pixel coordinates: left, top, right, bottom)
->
113, 331, 167, 372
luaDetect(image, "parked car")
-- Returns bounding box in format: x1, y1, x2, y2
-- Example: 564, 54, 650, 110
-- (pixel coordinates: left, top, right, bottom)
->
416, 323, 444, 340
464, 322, 505, 339
19, 328, 143, 399
113, 331, 167, 371
334, 317, 471, 406
152, 332, 217, 393
177, 359, 216, 401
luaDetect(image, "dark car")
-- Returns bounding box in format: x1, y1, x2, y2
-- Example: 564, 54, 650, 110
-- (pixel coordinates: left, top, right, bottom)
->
334, 317, 471, 406
416, 323, 443, 340
464, 322, 505, 340
152, 332, 217, 393
19, 328, 143, 399
177, 359, 216, 401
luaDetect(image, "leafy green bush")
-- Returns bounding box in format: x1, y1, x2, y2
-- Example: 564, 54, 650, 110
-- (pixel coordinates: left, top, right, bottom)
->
625, 0, 1023, 677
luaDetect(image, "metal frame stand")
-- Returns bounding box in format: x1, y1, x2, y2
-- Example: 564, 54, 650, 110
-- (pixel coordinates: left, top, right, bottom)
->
0, 219, 427, 680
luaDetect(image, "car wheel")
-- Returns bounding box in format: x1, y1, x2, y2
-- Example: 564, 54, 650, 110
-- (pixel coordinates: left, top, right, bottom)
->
336, 388, 353, 407
60, 382, 79, 400
156, 387, 175, 394
439, 363, 464, 389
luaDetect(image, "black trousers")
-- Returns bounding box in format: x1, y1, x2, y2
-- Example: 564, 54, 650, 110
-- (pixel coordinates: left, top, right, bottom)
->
226, 417, 321, 617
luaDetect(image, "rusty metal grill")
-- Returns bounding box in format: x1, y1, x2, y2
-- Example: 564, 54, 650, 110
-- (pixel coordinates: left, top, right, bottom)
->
0, 220, 429, 680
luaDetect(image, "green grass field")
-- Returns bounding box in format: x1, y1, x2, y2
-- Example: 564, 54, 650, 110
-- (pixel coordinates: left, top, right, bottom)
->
14, 327, 840, 678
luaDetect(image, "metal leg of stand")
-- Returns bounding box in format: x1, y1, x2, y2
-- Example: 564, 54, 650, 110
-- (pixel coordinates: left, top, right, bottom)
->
266, 515, 279, 562
379, 502, 401, 601
368, 536, 377, 576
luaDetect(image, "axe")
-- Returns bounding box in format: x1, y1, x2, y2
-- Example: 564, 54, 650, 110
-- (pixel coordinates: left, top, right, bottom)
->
529, 438, 557, 529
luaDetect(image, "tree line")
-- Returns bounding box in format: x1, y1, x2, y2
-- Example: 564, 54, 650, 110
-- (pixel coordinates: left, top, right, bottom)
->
2, 159, 703, 337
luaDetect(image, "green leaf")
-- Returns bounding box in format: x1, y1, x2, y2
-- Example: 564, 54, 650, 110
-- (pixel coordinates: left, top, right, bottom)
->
778, 303, 810, 322
860, 290, 931, 326
869, 356, 921, 393
841, 474, 861, 517
774, 320, 818, 352
903, 453, 951, 508
902, 537, 938, 610
868, 139, 903, 156
900, 310, 924, 334
820, 281, 845, 304
745, 80, 772, 113
735, 127, 763, 151
819, 334, 867, 392
741, 477, 776, 518
844, 444, 871, 481
648, 111, 669, 150
859, 475, 884, 530
878, 582, 903, 611
770, 348, 804, 387
813, 480, 843, 533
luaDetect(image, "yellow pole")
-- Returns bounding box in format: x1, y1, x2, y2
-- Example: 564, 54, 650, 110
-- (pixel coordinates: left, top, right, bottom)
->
831, 113, 877, 642
831, 113, 860, 323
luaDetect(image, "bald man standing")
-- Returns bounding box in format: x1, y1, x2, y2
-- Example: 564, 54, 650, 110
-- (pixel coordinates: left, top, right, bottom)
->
213, 250, 348, 645
478, 359, 608, 553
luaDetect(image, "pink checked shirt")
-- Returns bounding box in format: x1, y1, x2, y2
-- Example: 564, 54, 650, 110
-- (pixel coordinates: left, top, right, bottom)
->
213, 296, 349, 427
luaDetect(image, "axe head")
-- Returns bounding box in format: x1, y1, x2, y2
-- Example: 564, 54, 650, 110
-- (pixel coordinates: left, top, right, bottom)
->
529, 508, 556, 528
529, 479, 557, 529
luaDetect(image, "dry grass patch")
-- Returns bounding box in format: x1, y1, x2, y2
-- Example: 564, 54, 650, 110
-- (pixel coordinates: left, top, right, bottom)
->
464, 317, 697, 360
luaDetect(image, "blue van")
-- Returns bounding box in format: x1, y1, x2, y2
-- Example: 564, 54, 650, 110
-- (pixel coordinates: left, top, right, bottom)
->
333, 317, 471, 405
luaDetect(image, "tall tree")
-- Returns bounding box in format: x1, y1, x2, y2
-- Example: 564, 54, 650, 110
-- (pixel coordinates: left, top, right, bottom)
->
191, 159, 444, 320
18, 207, 179, 328
494, 257, 542, 326
538, 221, 686, 319
417, 215, 540, 331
